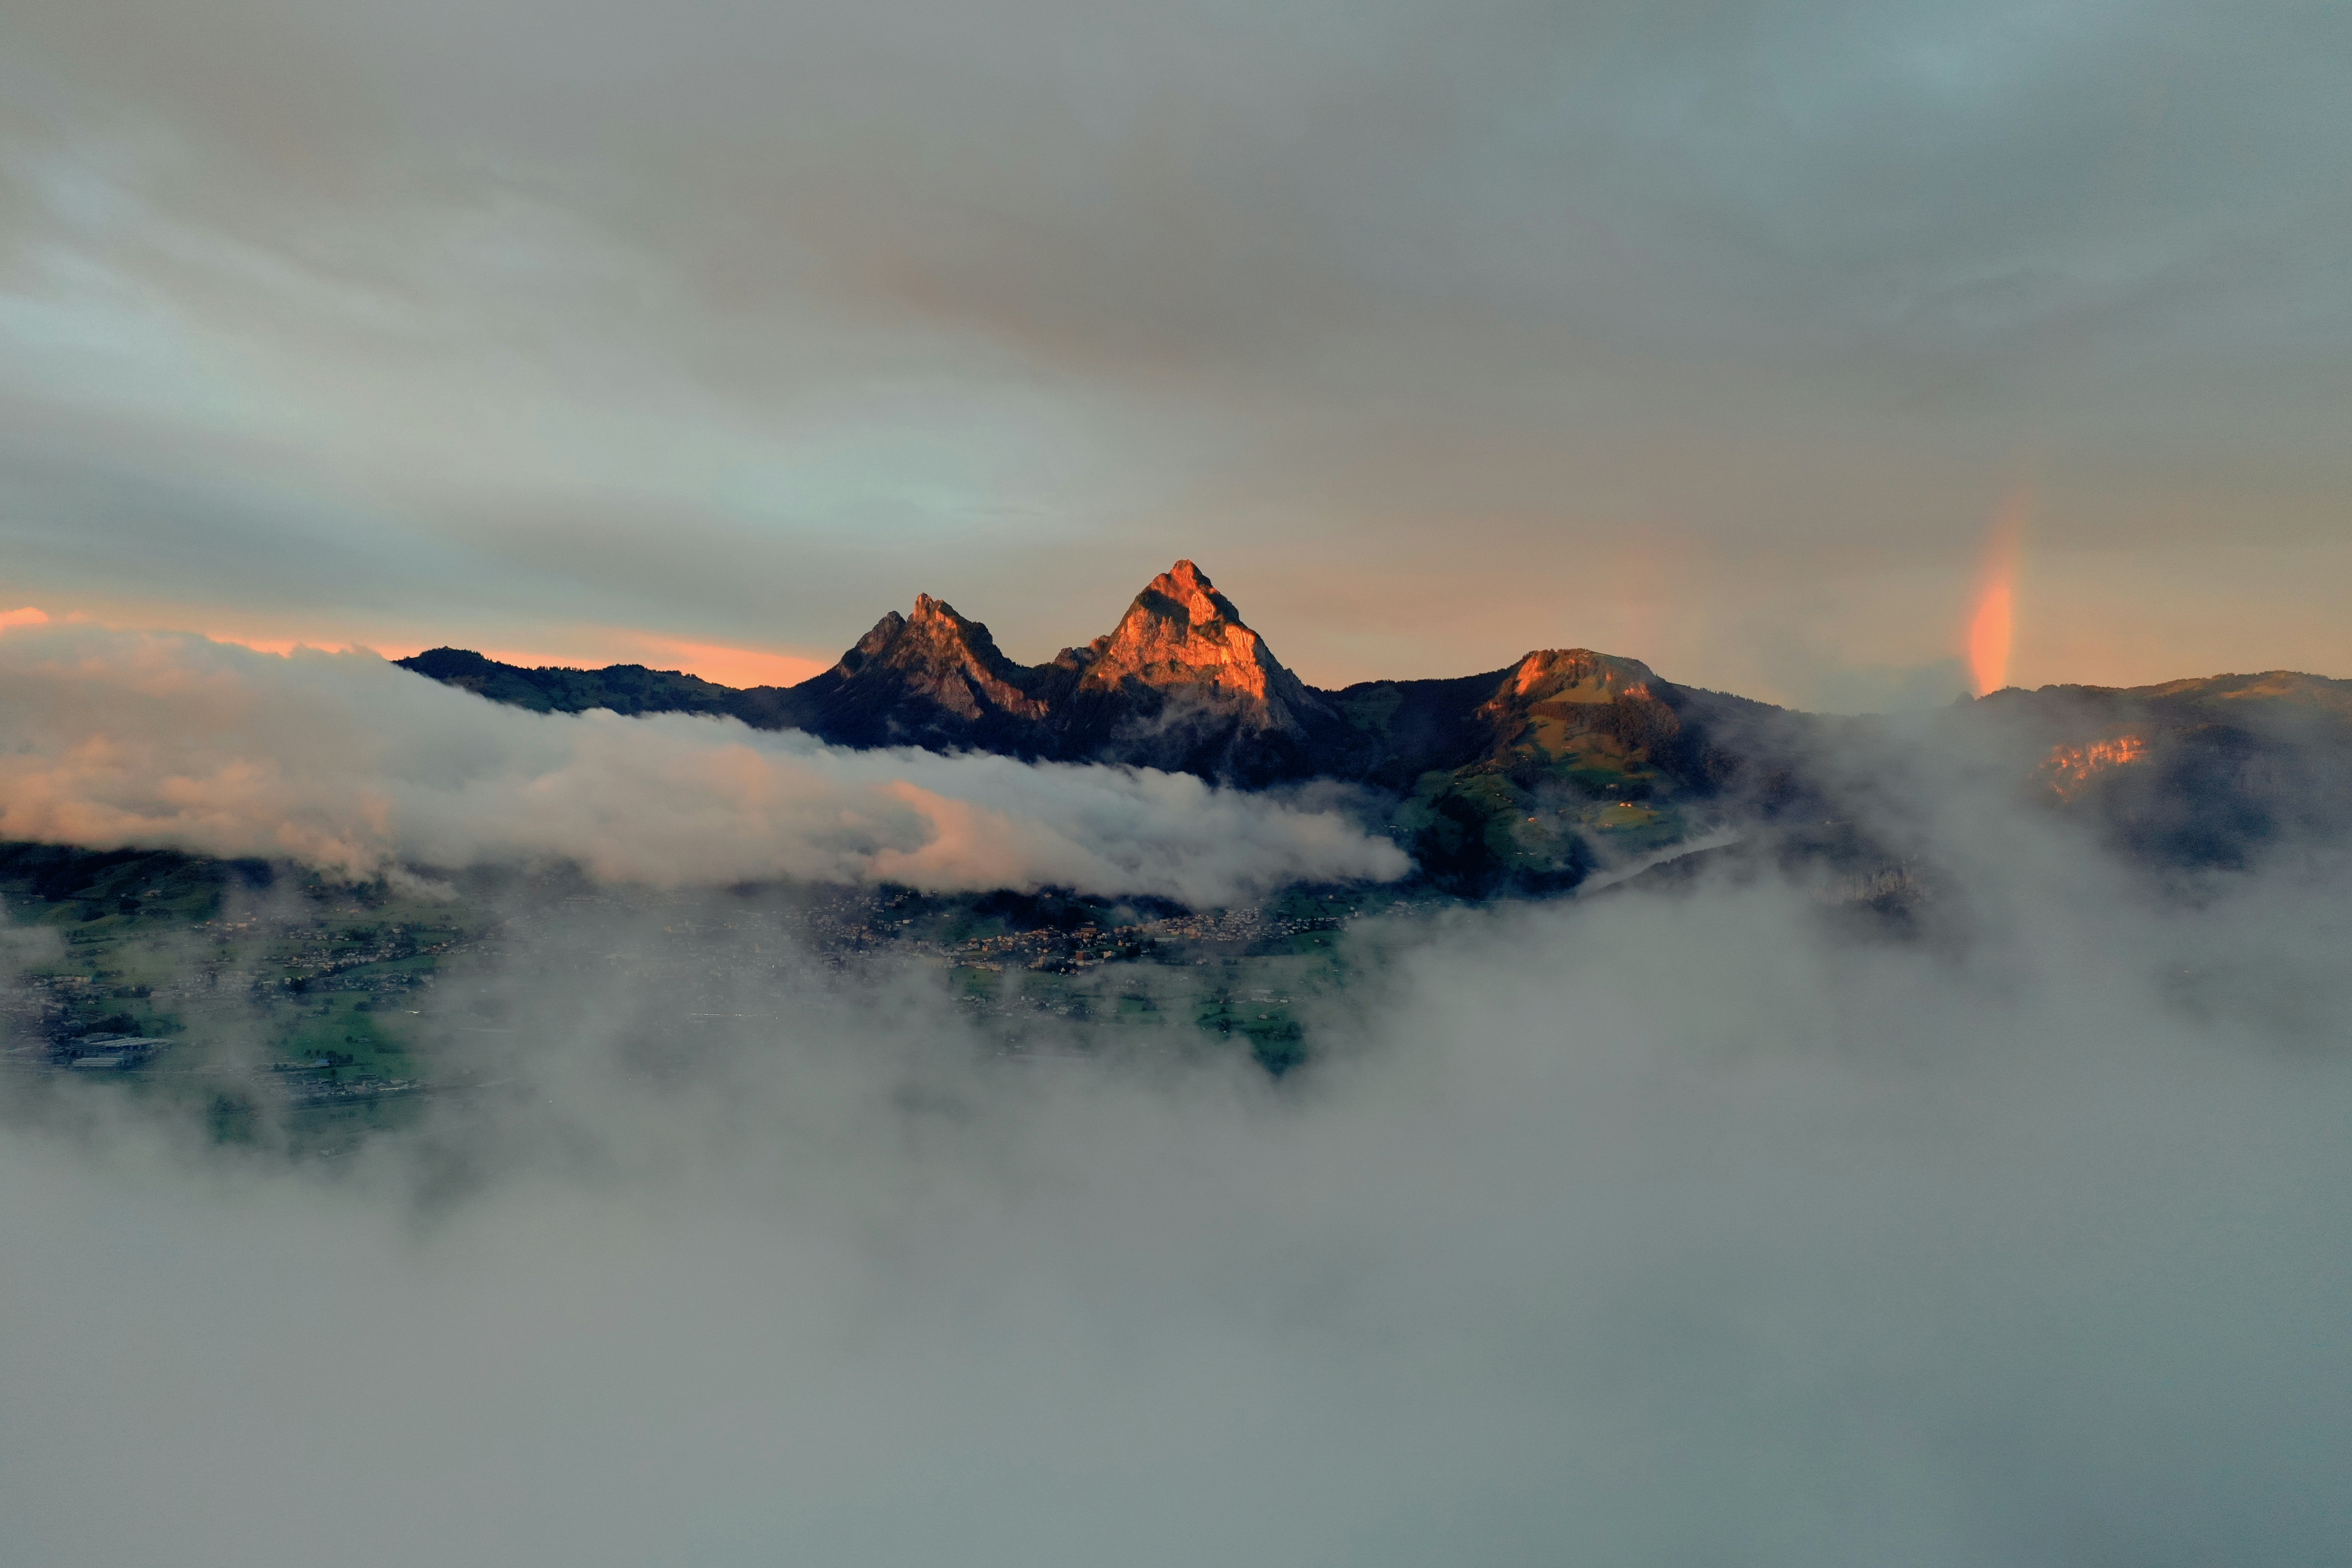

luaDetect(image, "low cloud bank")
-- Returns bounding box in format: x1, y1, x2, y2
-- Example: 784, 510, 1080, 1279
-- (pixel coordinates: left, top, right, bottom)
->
4, 774, 2352, 1565
0, 622, 1406, 903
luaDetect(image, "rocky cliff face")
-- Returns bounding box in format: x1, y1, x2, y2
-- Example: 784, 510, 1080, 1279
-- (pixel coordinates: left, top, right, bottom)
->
1041, 561, 1337, 778
1062, 561, 1327, 730
777, 593, 1051, 751
733, 561, 1344, 777
841, 596, 1043, 716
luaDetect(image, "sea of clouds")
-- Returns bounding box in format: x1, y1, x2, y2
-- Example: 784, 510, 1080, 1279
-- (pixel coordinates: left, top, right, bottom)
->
2, 621, 2350, 1565
0, 621, 1406, 903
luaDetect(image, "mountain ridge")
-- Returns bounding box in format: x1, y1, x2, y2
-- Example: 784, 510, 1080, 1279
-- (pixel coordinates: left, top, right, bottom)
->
398, 560, 1779, 777
397, 562, 2352, 889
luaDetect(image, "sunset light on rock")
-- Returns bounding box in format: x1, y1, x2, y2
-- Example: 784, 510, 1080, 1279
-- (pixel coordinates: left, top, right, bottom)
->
3, 3, 2349, 1563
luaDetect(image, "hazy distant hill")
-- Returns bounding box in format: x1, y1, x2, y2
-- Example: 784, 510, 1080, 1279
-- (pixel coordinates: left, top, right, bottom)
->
399, 561, 2352, 889
1974, 672, 2352, 869
398, 646, 741, 719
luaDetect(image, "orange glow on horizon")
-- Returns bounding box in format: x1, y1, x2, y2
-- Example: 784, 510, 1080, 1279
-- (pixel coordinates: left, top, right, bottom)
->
1966, 490, 2029, 695
635, 638, 829, 690
3, 600, 828, 690
208, 633, 309, 656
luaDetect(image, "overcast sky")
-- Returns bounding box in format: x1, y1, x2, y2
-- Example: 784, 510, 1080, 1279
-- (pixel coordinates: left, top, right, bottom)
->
2, 0, 2346, 705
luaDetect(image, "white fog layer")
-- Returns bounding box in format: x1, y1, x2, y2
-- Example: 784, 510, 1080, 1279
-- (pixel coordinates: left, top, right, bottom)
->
0, 622, 1407, 902
3, 790, 2349, 1565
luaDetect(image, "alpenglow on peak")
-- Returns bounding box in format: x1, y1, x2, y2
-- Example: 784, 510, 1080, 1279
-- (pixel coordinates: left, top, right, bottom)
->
1066, 560, 1325, 728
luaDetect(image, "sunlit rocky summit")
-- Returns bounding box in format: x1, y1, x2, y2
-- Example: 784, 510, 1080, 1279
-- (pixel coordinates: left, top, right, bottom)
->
1067, 558, 1330, 733
403, 560, 2352, 893
741, 560, 1351, 775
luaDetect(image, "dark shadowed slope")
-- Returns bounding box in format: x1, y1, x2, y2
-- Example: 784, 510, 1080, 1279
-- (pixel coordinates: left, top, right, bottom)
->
398, 647, 741, 718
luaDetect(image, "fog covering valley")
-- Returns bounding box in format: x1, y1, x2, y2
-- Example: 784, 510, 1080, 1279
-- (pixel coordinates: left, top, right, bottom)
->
5, 626, 2352, 1565
8, 0, 2350, 1551
0, 620, 1408, 901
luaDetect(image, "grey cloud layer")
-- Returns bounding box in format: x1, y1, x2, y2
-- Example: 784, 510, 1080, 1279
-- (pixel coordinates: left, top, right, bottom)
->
3, 776, 2350, 1563
2, 0, 2346, 692
0, 622, 1407, 900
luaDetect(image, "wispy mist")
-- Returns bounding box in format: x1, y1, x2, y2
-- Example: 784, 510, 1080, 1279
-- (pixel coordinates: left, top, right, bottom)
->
3, 748, 2349, 1565
0, 621, 1407, 902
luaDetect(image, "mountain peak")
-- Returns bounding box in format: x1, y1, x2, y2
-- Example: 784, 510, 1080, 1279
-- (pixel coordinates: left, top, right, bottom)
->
1149, 560, 1230, 625
845, 610, 907, 662
1075, 560, 1322, 727
1498, 648, 1660, 703
824, 594, 1047, 724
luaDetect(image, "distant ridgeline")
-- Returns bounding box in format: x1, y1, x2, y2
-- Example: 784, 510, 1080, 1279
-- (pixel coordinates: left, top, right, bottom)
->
395, 648, 747, 722
401, 561, 2352, 890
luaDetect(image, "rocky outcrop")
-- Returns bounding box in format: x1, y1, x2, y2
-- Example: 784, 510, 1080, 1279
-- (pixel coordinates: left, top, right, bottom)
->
1063, 561, 1327, 730
1040, 562, 1338, 779
837, 595, 1047, 721
781, 593, 1052, 751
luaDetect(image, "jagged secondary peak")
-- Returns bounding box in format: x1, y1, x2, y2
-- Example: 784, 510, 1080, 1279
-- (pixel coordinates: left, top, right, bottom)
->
838, 610, 908, 669
1075, 560, 1325, 728
827, 593, 1046, 723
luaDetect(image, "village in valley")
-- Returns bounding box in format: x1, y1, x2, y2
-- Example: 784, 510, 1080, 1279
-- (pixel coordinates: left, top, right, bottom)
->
0, 839, 1443, 1151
